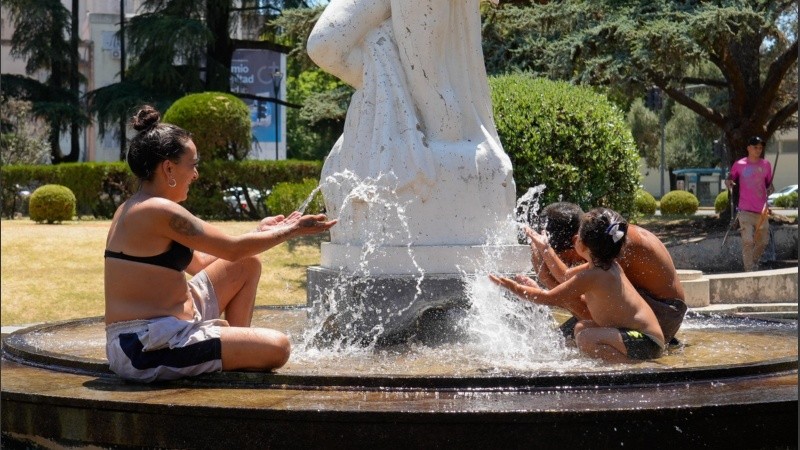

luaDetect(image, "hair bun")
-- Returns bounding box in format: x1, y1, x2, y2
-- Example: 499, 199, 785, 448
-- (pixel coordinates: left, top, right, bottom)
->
131, 105, 160, 132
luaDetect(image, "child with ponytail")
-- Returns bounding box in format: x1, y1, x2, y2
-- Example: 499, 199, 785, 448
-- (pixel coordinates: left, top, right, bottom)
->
490, 207, 665, 363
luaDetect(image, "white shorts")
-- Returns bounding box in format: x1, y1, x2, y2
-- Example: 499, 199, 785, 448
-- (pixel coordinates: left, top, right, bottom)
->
105, 271, 229, 382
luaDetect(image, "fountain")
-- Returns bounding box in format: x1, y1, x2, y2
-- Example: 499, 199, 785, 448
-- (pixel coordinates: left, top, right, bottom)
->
1, 1, 797, 447
303, 0, 530, 345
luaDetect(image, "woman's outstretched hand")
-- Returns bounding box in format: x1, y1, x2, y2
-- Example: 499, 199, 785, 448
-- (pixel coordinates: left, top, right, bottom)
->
256, 214, 287, 231
257, 211, 337, 237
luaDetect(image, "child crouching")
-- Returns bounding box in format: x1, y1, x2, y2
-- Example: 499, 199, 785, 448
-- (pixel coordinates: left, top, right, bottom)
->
490, 207, 664, 363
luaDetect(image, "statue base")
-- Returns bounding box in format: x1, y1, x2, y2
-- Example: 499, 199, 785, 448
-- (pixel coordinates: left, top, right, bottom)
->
306, 243, 530, 346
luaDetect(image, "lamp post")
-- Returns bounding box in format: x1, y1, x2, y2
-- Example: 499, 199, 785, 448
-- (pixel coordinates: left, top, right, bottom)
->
272, 70, 282, 161
645, 87, 665, 197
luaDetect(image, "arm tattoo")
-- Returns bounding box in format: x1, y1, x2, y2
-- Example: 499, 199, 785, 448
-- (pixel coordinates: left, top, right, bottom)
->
169, 214, 203, 236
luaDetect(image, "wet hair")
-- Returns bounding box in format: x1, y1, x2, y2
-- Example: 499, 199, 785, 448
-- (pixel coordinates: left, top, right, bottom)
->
126, 105, 192, 181
542, 202, 584, 253
578, 207, 628, 270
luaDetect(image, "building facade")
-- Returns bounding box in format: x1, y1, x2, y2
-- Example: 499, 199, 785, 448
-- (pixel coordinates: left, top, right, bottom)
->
2, 1, 286, 162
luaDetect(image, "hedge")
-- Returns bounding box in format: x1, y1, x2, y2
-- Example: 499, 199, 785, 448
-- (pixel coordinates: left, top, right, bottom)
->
490, 75, 640, 216
1, 160, 322, 220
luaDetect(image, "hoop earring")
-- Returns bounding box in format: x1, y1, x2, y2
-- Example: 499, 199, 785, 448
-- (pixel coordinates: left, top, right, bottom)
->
168, 178, 177, 188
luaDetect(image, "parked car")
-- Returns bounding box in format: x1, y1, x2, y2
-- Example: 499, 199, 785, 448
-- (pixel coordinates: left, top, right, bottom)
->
223, 187, 268, 215
767, 184, 798, 206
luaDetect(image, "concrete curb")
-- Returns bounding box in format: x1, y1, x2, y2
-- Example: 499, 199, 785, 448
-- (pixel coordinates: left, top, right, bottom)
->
667, 225, 798, 272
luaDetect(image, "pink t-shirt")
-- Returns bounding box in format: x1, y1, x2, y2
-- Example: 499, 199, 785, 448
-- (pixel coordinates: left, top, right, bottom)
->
730, 157, 772, 213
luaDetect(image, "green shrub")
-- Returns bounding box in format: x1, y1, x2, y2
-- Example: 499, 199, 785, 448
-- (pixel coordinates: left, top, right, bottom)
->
1, 160, 322, 220
29, 184, 76, 223
490, 75, 640, 215
182, 160, 323, 219
659, 190, 699, 215
633, 189, 657, 215
774, 192, 798, 208
266, 179, 325, 216
163, 92, 251, 161
714, 190, 730, 214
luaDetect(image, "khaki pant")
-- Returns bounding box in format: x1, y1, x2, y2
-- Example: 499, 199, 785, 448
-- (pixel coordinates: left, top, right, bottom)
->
737, 210, 770, 271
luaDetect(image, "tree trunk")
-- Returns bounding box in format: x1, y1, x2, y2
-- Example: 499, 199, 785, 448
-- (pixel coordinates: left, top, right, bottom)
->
205, 0, 233, 92
62, 0, 81, 162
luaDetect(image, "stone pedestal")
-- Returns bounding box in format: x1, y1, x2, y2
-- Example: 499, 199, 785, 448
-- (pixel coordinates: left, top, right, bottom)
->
307, 244, 530, 345
677, 269, 710, 307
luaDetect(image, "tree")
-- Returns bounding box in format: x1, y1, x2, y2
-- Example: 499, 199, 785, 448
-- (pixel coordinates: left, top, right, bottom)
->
482, 0, 798, 165
272, 6, 349, 159
87, 0, 311, 155
665, 96, 720, 170
2, 0, 88, 163
627, 99, 661, 168
0, 96, 51, 165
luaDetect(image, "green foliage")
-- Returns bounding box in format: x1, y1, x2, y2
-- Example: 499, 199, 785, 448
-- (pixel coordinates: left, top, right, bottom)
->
266, 179, 324, 216
0, 96, 50, 165
163, 92, 251, 161
286, 69, 348, 160
659, 190, 699, 216
3, 0, 89, 163
181, 159, 322, 219
626, 99, 661, 169
87, 0, 310, 136
714, 190, 730, 214
774, 192, 798, 208
1, 160, 322, 220
665, 95, 720, 169
29, 184, 76, 223
490, 75, 640, 215
634, 189, 658, 216
481, 1, 798, 165
0, 162, 136, 218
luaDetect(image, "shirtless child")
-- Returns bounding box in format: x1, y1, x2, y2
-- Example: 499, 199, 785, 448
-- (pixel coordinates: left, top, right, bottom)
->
526, 202, 686, 344
490, 208, 665, 362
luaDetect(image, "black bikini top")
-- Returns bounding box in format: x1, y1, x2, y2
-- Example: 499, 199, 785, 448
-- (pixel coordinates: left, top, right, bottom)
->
104, 241, 194, 272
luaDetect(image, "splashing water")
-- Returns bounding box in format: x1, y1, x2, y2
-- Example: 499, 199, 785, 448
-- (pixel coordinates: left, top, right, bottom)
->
291, 176, 580, 371
297, 184, 324, 215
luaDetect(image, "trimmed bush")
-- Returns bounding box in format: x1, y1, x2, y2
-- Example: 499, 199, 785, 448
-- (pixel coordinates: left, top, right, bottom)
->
659, 190, 699, 215
29, 184, 76, 223
774, 192, 798, 208
490, 75, 640, 215
714, 190, 730, 214
266, 179, 325, 216
163, 92, 251, 161
1, 160, 322, 220
633, 189, 657, 215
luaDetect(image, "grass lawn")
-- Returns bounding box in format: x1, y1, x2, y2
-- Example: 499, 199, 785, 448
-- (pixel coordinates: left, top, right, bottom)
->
1, 219, 324, 326
4, 212, 794, 326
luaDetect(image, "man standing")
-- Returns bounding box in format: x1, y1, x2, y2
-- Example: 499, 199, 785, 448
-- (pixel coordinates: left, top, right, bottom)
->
726, 136, 774, 272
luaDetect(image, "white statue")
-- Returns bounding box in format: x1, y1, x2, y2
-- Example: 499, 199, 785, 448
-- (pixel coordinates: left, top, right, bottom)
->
307, 0, 522, 273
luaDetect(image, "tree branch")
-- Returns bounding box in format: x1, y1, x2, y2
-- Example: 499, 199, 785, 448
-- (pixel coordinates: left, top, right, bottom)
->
660, 84, 726, 127
676, 76, 728, 89
231, 39, 291, 54
752, 40, 798, 124
233, 92, 301, 109
765, 101, 799, 137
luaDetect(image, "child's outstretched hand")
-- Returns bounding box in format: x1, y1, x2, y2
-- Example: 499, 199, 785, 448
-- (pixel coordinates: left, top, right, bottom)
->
489, 274, 538, 301
524, 226, 549, 253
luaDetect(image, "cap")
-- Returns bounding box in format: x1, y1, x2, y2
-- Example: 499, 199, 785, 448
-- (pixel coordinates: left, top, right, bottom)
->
748, 136, 765, 146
